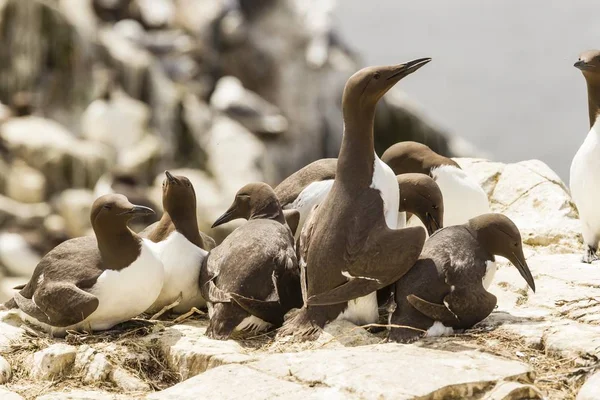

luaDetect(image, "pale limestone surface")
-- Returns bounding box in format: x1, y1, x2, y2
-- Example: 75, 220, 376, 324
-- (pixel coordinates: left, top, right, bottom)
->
1, 158, 599, 399
31, 344, 77, 380
577, 370, 600, 400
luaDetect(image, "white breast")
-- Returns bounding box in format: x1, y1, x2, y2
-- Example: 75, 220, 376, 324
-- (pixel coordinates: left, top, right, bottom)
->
431, 165, 490, 226
370, 154, 400, 229
570, 123, 600, 245
286, 179, 333, 239
336, 291, 379, 326
146, 231, 208, 313
482, 260, 497, 290
426, 321, 454, 337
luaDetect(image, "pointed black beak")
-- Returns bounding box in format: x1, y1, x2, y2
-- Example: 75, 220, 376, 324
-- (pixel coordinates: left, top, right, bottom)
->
574, 60, 585, 69
120, 205, 155, 217
511, 252, 536, 293
425, 213, 440, 236
387, 57, 432, 81
212, 206, 237, 228
165, 170, 177, 184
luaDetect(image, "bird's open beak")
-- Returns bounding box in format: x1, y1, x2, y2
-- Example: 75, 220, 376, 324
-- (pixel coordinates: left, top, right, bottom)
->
119, 205, 155, 217
510, 251, 536, 293
387, 57, 432, 81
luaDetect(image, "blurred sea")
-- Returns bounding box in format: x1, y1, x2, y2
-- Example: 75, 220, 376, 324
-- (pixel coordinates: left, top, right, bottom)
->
335, 0, 600, 180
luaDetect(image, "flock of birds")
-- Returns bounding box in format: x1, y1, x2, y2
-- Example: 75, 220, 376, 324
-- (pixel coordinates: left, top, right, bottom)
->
4, 48, 600, 344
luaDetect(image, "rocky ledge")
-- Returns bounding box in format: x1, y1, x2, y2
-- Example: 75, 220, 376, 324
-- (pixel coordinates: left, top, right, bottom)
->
0, 158, 598, 400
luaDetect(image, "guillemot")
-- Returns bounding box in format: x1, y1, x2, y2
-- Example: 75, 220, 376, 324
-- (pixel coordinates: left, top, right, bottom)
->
389, 213, 535, 343
571, 50, 600, 263
141, 171, 213, 315
381, 141, 489, 227
278, 59, 430, 339
4, 194, 163, 336
200, 183, 302, 340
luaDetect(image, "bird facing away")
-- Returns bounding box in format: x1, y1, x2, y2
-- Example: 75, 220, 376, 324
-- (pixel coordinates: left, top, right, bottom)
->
4, 194, 163, 337
200, 183, 302, 340
381, 141, 490, 228
571, 50, 600, 263
140, 171, 213, 315
389, 213, 536, 343
278, 59, 431, 340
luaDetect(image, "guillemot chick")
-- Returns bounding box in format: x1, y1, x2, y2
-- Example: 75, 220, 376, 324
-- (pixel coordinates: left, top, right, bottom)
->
141, 171, 214, 315
200, 183, 302, 340
275, 160, 443, 238
389, 213, 536, 343
381, 141, 489, 227
4, 194, 163, 337
278, 59, 430, 340
571, 50, 600, 263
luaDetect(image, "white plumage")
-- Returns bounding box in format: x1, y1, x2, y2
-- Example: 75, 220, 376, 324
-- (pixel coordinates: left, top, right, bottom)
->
21, 239, 164, 336
570, 121, 600, 260
146, 231, 208, 314
336, 292, 379, 326
285, 179, 333, 239
425, 321, 454, 337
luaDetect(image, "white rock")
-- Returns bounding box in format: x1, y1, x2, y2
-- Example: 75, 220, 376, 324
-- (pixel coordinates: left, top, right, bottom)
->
81, 90, 150, 151
0, 388, 23, 400
458, 158, 580, 253
0, 232, 41, 277
482, 381, 543, 399
55, 189, 95, 238
75, 346, 113, 384
145, 320, 254, 380
6, 160, 46, 203
36, 390, 131, 400
31, 343, 77, 380
109, 367, 150, 392
0, 194, 51, 225
0, 354, 11, 383
0, 311, 27, 350
136, 0, 175, 28
578, 370, 600, 400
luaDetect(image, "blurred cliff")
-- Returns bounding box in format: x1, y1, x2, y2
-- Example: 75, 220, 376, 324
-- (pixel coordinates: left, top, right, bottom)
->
0, 0, 469, 297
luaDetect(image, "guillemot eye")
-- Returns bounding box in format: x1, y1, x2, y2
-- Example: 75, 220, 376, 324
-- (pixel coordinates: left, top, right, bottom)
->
373, 72, 380, 80
103, 204, 112, 210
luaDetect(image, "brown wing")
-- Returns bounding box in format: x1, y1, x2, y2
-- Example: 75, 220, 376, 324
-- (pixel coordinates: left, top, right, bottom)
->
307, 189, 426, 306
443, 287, 497, 328
283, 209, 300, 236
199, 255, 231, 303
275, 159, 338, 206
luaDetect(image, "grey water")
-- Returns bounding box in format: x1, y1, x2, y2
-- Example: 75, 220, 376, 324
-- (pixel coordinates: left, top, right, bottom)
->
335, 0, 600, 180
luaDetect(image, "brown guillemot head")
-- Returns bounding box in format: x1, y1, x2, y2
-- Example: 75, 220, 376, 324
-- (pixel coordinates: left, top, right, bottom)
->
397, 173, 444, 235
342, 58, 432, 113
161, 171, 197, 219
90, 194, 155, 232
467, 213, 536, 292
574, 50, 600, 128
212, 182, 283, 227
381, 141, 460, 177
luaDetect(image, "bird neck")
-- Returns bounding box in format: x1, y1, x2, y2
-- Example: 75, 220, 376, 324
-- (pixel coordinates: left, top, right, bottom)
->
95, 225, 141, 269
585, 77, 600, 129
160, 210, 203, 247
250, 200, 286, 224
338, 102, 376, 187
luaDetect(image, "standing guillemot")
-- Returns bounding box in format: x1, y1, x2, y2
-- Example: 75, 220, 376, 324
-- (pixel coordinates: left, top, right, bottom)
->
140, 171, 214, 315
200, 183, 302, 340
275, 159, 443, 237
278, 59, 430, 339
389, 213, 536, 343
4, 194, 163, 336
571, 50, 600, 263
381, 141, 489, 227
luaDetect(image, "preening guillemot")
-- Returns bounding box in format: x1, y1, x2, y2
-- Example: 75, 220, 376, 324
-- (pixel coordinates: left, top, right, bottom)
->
571, 50, 600, 263
4, 194, 163, 336
278, 59, 430, 339
200, 183, 302, 340
389, 213, 535, 343
141, 171, 213, 315
381, 141, 489, 227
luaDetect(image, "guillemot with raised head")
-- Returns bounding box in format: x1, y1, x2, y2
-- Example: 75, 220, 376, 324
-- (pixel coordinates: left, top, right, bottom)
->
278, 59, 430, 339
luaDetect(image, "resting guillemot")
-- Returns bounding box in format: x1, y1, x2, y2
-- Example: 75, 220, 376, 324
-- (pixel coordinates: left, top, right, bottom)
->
389, 213, 535, 343
141, 171, 214, 315
278, 59, 430, 339
571, 50, 600, 263
200, 183, 302, 340
381, 141, 489, 227
4, 194, 163, 336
